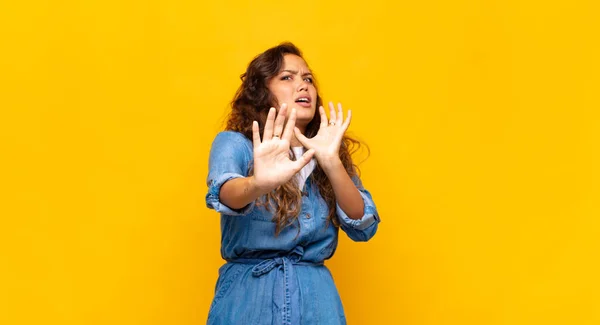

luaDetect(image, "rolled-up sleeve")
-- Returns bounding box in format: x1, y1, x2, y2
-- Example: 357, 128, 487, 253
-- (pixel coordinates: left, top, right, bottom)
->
336, 175, 381, 242
205, 131, 254, 216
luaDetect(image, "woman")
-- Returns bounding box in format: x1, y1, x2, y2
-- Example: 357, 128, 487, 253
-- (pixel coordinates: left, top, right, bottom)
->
205, 42, 380, 325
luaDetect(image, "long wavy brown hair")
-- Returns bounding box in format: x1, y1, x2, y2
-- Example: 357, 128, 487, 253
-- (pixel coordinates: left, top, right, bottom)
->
225, 42, 366, 236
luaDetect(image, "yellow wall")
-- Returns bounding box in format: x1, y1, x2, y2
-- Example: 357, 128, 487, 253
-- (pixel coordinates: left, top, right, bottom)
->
2, 1, 599, 324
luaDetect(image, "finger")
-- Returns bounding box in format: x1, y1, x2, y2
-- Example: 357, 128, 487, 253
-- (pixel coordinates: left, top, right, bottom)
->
293, 127, 310, 148
328, 101, 336, 123
318, 105, 327, 128
252, 120, 261, 149
273, 103, 287, 138
342, 109, 352, 131
282, 108, 296, 140
263, 107, 276, 140
337, 103, 344, 125
292, 149, 315, 172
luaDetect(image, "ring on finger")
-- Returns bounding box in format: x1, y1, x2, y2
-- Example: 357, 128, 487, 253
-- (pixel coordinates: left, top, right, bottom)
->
273, 134, 280, 138
329, 121, 336, 126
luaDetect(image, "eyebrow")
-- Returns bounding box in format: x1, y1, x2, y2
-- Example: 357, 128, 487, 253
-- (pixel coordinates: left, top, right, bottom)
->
282, 69, 313, 77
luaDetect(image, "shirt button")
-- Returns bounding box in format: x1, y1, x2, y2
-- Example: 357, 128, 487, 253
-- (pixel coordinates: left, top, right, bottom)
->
305, 213, 311, 219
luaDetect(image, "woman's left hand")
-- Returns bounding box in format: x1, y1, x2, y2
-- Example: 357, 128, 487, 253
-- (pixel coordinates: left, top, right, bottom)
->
294, 102, 351, 171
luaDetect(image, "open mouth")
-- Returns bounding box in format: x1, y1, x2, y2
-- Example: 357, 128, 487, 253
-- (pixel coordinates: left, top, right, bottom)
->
295, 97, 312, 107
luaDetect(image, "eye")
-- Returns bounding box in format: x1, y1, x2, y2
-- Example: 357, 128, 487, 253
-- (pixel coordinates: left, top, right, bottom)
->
281, 75, 292, 81
304, 77, 314, 83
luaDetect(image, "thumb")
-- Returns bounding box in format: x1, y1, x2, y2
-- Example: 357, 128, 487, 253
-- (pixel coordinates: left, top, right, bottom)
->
292, 148, 315, 172
294, 127, 311, 148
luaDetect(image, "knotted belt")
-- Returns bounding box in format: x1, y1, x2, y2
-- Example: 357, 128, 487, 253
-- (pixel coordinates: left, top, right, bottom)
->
226, 246, 323, 325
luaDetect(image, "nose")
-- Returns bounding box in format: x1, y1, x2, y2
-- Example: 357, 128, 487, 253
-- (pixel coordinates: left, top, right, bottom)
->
297, 80, 309, 92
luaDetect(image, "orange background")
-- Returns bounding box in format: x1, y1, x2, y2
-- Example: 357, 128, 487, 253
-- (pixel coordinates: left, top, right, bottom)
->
2, 1, 599, 324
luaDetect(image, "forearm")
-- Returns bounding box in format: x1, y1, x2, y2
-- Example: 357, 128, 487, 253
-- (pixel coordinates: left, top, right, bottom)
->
322, 159, 364, 220
219, 176, 267, 210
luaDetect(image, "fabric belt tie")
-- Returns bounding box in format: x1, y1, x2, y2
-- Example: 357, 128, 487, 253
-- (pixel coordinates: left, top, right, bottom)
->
226, 246, 323, 325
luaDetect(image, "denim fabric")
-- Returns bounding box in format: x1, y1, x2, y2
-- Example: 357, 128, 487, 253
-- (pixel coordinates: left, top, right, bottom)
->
206, 131, 380, 325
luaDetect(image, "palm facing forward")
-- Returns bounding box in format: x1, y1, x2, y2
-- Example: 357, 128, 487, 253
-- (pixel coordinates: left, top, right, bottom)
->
294, 102, 352, 169
252, 104, 315, 194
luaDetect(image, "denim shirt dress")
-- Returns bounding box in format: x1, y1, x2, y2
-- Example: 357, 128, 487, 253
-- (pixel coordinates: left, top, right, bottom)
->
205, 131, 381, 325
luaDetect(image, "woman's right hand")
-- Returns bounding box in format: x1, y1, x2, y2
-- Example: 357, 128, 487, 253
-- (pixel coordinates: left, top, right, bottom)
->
251, 103, 315, 195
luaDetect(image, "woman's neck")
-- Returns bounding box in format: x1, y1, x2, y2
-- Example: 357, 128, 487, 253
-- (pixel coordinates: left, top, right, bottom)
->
289, 123, 305, 147
290, 135, 302, 147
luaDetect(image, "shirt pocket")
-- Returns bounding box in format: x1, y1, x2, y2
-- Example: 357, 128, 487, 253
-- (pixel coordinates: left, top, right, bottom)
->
248, 202, 277, 222
314, 194, 331, 221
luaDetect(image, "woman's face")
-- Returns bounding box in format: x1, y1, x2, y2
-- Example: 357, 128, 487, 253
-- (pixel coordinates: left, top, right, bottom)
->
267, 54, 318, 128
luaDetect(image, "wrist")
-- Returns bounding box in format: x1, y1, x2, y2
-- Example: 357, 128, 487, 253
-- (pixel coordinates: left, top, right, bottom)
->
319, 156, 343, 174
247, 175, 270, 197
